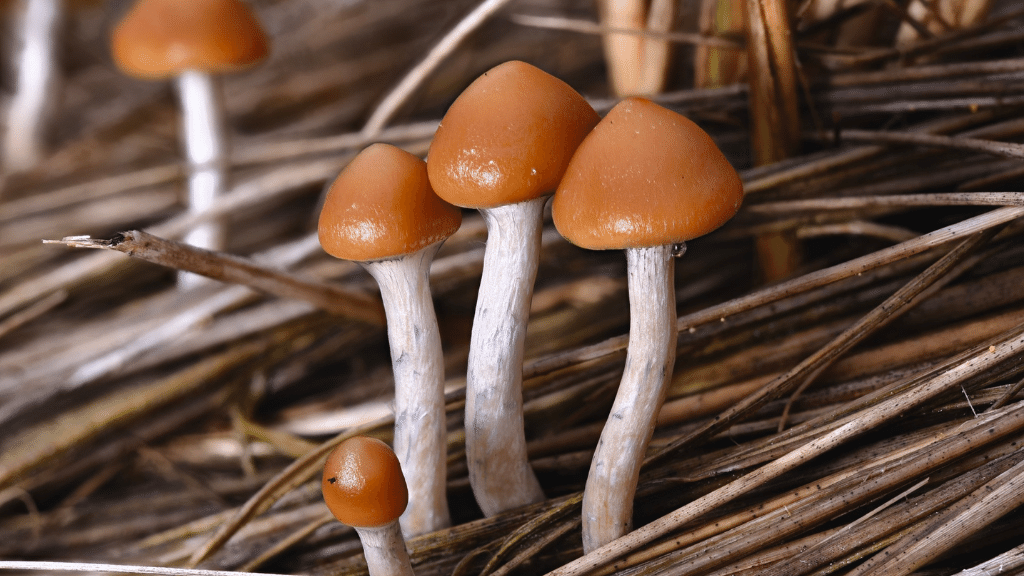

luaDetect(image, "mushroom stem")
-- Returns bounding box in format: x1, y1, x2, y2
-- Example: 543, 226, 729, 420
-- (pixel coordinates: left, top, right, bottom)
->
176, 69, 229, 286
362, 241, 451, 536
3, 0, 62, 173
353, 523, 415, 576
466, 196, 547, 516
582, 243, 677, 552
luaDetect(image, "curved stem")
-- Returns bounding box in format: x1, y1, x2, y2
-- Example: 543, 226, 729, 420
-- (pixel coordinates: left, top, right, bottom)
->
582, 244, 677, 552
466, 197, 547, 516
354, 523, 414, 576
363, 242, 450, 536
176, 70, 228, 287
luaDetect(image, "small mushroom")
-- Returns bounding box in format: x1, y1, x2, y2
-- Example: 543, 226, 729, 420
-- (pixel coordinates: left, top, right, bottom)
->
552, 97, 743, 551
427, 60, 599, 516
319, 143, 460, 536
111, 0, 269, 284
322, 436, 414, 576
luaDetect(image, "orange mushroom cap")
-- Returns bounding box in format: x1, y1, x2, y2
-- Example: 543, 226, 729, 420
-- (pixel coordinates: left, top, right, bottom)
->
322, 437, 409, 528
427, 60, 600, 209
552, 97, 743, 250
111, 0, 269, 79
319, 143, 462, 262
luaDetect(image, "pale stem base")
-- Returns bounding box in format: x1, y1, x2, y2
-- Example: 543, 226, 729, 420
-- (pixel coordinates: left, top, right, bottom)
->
3, 0, 62, 173
354, 522, 415, 576
582, 244, 677, 552
176, 70, 228, 288
364, 242, 451, 536
465, 197, 547, 516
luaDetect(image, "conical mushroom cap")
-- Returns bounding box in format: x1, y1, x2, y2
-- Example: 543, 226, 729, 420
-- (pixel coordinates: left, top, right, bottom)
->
112, 0, 269, 79
322, 437, 408, 528
319, 143, 463, 262
552, 97, 743, 250
427, 60, 599, 208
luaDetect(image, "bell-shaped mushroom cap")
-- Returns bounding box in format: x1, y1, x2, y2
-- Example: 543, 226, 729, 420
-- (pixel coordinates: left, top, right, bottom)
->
427, 60, 600, 209
319, 144, 462, 262
111, 0, 269, 79
322, 437, 409, 528
552, 97, 743, 250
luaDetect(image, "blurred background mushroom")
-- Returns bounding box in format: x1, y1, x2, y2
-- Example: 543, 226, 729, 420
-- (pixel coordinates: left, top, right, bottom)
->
110, 0, 269, 286
2, 0, 64, 176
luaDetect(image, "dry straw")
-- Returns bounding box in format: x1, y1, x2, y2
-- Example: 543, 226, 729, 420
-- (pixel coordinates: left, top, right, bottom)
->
1, 1, 1024, 576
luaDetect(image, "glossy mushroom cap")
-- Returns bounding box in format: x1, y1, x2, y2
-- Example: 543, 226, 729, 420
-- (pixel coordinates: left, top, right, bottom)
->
427, 60, 600, 209
111, 0, 269, 79
552, 97, 743, 250
319, 143, 463, 262
322, 437, 409, 528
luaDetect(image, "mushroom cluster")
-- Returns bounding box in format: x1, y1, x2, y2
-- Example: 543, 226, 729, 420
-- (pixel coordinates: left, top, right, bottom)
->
317, 63, 741, 561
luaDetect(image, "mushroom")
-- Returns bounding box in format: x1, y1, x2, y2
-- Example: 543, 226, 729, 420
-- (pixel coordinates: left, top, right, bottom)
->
2, 0, 63, 173
319, 143, 460, 536
551, 97, 743, 551
111, 0, 269, 284
322, 436, 414, 576
427, 60, 599, 516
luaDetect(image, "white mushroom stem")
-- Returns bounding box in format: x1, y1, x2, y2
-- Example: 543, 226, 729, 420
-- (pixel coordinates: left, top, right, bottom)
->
582, 243, 677, 553
176, 70, 228, 287
465, 196, 547, 516
362, 241, 451, 536
353, 522, 415, 576
3, 0, 62, 173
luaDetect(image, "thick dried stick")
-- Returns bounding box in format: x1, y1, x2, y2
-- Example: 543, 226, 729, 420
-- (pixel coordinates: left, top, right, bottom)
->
31, 232, 366, 390
745, 0, 802, 280
48, 230, 384, 325
0, 157, 347, 319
